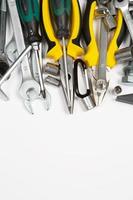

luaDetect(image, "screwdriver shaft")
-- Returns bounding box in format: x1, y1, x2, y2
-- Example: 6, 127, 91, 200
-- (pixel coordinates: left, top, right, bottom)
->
33, 43, 46, 98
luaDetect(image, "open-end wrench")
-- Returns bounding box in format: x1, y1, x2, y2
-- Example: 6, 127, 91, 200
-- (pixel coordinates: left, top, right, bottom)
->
115, 0, 133, 41
7, 0, 49, 114
95, 2, 110, 105
0, 0, 10, 77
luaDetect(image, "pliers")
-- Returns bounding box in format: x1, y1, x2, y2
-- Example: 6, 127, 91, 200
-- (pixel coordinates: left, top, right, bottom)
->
82, 0, 125, 104
42, 0, 84, 113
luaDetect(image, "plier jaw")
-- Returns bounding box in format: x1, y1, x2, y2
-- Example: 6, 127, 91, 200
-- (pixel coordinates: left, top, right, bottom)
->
82, 0, 125, 105
59, 56, 74, 114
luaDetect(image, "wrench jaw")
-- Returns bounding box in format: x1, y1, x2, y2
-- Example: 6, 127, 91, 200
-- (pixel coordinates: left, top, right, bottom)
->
23, 90, 51, 114
19, 80, 40, 114
40, 89, 51, 111
59, 57, 74, 114
19, 79, 51, 114
0, 88, 9, 101
24, 99, 34, 115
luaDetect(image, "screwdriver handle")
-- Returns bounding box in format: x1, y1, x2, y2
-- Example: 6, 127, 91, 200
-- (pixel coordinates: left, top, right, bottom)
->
82, 0, 99, 67
67, 0, 84, 59
16, 0, 41, 44
49, 0, 71, 39
42, 0, 63, 61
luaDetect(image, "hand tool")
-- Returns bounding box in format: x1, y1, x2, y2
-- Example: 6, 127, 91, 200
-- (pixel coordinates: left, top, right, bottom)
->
16, 0, 50, 111
42, 0, 84, 113
49, 0, 72, 108
74, 59, 96, 110
82, 0, 125, 104
115, 0, 133, 42
7, 0, 47, 114
95, 1, 109, 105
0, 0, 10, 77
0, 45, 33, 101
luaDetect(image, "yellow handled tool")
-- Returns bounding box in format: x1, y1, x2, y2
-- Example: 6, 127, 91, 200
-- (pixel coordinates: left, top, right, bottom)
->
42, 0, 84, 113
42, 0, 84, 62
82, 0, 125, 68
42, 0, 62, 61
67, 0, 84, 59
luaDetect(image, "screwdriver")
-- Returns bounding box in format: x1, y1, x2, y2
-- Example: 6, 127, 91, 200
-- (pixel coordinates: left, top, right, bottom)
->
16, 0, 47, 100
49, 0, 72, 106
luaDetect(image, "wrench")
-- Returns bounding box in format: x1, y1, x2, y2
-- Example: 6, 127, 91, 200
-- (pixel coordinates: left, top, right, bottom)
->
7, 0, 49, 114
115, 0, 133, 41
95, 2, 109, 105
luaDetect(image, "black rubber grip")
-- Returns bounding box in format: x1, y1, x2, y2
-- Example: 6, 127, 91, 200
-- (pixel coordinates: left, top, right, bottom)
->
40, 0, 56, 52
49, 0, 72, 39
82, 0, 95, 46
71, 0, 82, 48
16, 0, 42, 44
117, 19, 126, 47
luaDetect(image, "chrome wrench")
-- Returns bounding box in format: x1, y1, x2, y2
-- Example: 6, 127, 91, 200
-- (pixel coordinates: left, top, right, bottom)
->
7, 0, 49, 113
96, 2, 109, 105
115, 0, 133, 41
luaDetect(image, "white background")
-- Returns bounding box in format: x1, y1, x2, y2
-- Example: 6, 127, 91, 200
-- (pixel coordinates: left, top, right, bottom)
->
0, 0, 133, 199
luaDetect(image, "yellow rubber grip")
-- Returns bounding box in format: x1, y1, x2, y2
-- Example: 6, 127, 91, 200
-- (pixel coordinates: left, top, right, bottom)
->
83, 1, 99, 67
42, 0, 62, 61
67, 0, 84, 59
107, 10, 123, 68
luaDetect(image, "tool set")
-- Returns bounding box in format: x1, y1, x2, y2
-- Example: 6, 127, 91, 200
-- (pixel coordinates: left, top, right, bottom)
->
0, 0, 133, 114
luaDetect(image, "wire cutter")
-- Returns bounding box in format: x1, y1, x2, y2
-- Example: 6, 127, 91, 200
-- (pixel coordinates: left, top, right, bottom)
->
42, 0, 84, 113
82, 0, 125, 105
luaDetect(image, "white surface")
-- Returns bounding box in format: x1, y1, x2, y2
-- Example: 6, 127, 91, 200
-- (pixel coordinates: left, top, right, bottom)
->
0, 1, 133, 200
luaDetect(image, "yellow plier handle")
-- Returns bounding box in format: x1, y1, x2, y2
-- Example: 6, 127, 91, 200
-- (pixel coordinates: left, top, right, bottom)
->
82, 0, 125, 68
67, 0, 84, 60
107, 10, 125, 68
42, 0, 62, 61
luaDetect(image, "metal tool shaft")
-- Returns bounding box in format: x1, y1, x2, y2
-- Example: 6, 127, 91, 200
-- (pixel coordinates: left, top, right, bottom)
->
0, 0, 7, 53
62, 37, 71, 106
33, 43, 46, 98
115, 0, 133, 42
96, 18, 108, 95
0, 46, 32, 86
7, 0, 32, 79
98, 20, 108, 81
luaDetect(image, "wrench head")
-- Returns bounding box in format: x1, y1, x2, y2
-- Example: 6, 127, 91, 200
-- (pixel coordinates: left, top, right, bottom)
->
0, 88, 9, 101
42, 89, 51, 111
115, 0, 129, 9
19, 80, 40, 100
19, 80, 40, 114
19, 80, 51, 114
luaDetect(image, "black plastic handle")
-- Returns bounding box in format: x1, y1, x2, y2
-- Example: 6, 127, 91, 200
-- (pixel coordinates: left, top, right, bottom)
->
16, 0, 41, 44
82, 0, 95, 46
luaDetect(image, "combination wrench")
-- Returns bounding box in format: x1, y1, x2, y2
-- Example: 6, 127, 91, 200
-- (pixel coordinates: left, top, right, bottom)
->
115, 0, 133, 41
7, 0, 50, 114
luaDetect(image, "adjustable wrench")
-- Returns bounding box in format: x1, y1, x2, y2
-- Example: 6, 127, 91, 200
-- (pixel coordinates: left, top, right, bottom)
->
7, 0, 42, 114
115, 0, 133, 41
